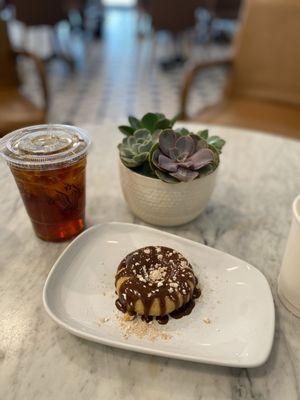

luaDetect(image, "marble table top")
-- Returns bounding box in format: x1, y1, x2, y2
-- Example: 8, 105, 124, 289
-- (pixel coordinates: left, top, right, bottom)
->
1, 122, 300, 400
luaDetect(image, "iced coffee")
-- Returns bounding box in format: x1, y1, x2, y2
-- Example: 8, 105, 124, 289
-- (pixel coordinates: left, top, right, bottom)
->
0, 125, 91, 241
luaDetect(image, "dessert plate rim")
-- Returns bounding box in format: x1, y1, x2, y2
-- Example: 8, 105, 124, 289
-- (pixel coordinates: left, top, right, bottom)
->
43, 222, 275, 368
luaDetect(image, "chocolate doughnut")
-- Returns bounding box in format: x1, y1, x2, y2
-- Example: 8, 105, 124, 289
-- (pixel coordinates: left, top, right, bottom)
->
115, 246, 201, 324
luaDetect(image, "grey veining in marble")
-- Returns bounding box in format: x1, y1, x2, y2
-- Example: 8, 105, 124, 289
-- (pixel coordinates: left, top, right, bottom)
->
1, 122, 300, 400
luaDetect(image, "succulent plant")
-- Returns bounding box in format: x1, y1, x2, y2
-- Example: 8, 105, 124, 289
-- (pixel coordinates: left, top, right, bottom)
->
175, 127, 225, 155
117, 112, 225, 183
150, 129, 220, 183
118, 129, 153, 168
118, 112, 177, 136
196, 129, 226, 154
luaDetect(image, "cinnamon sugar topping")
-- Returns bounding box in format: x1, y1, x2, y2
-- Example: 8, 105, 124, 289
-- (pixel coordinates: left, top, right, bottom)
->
117, 313, 172, 341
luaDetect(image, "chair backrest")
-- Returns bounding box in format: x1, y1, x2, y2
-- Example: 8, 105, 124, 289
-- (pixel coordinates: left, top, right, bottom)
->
214, 0, 242, 19
0, 19, 19, 88
229, 0, 300, 106
147, 0, 202, 33
11, 0, 68, 26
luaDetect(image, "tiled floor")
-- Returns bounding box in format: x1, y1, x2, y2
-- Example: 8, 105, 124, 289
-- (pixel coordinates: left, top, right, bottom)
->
16, 8, 232, 125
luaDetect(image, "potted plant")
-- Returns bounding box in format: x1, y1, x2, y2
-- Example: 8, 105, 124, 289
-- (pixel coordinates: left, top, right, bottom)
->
118, 112, 225, 226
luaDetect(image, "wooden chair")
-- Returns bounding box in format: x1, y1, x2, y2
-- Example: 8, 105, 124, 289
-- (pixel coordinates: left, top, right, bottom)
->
140, 0, 203, 68
11, 0, 68, 26
10, 0, 75, 67
212, 0, 242, 19
0, 19, 48, 137
179, 0, 300, 139
145, 0, 201, 34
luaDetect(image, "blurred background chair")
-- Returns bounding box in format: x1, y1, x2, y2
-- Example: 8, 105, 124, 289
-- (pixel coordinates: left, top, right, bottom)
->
180, 0, 300, 139
0, 19, 48, 137
0, 0, 241, 126
11, 0, 68, 26
146, 0, 201, 33
137, 0, 242, 69
7, 0, 103, 68
205, 0, 242, 43
138, 0, 203, 69
213, 0, 241, 19
10, 0, 74, 68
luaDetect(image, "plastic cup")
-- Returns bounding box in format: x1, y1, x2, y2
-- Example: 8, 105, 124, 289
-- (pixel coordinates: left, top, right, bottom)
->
0, 124, 91, 241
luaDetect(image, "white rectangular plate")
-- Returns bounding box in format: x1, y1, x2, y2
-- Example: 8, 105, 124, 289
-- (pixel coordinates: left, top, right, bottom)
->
43, 222, 275, 367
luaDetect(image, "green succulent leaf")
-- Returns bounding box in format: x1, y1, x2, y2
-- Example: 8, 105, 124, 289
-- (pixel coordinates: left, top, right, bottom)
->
155, 112, 165, 120
207, 144, 220, 168
170, 113, 179, 126
141, 113, 159, 131
120, 112, 175, 137
118, 147, 135, 158
118, 127, 154, 170
148, 142, 159, 171
132, 160, 156, 178
198, 129, 209, 140
128, 116, 141, 130
175, 127, 191, 136
120, 157, 140, 168
133, 128, 151, 140
155, 118, 172, 130
128, 136, 136, 146
151, 129, 162, 143
118, 125, 135, 136
138, 142, 153, 153
207, 135, 226, 153
133, 152, 148, 163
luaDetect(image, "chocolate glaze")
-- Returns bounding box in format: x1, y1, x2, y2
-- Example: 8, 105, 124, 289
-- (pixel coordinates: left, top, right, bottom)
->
115, 246, 201, 324
158, 286, 201, 324
115, 299, 124, 313
141, 315, 153, 323
170, 298, 196, 319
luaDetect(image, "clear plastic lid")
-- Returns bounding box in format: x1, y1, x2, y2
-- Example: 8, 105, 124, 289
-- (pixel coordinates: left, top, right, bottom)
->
0, 124, 91, 169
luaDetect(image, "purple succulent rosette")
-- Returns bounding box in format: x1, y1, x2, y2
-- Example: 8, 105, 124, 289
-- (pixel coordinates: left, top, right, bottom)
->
150, 129, 219, 183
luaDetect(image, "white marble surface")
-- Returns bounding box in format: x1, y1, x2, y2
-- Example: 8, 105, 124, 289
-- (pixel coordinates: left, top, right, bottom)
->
1, 122, 300, 400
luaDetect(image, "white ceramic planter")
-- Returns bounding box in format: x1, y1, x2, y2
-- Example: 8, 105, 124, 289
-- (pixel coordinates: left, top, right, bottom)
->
119, 160, 218, 226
